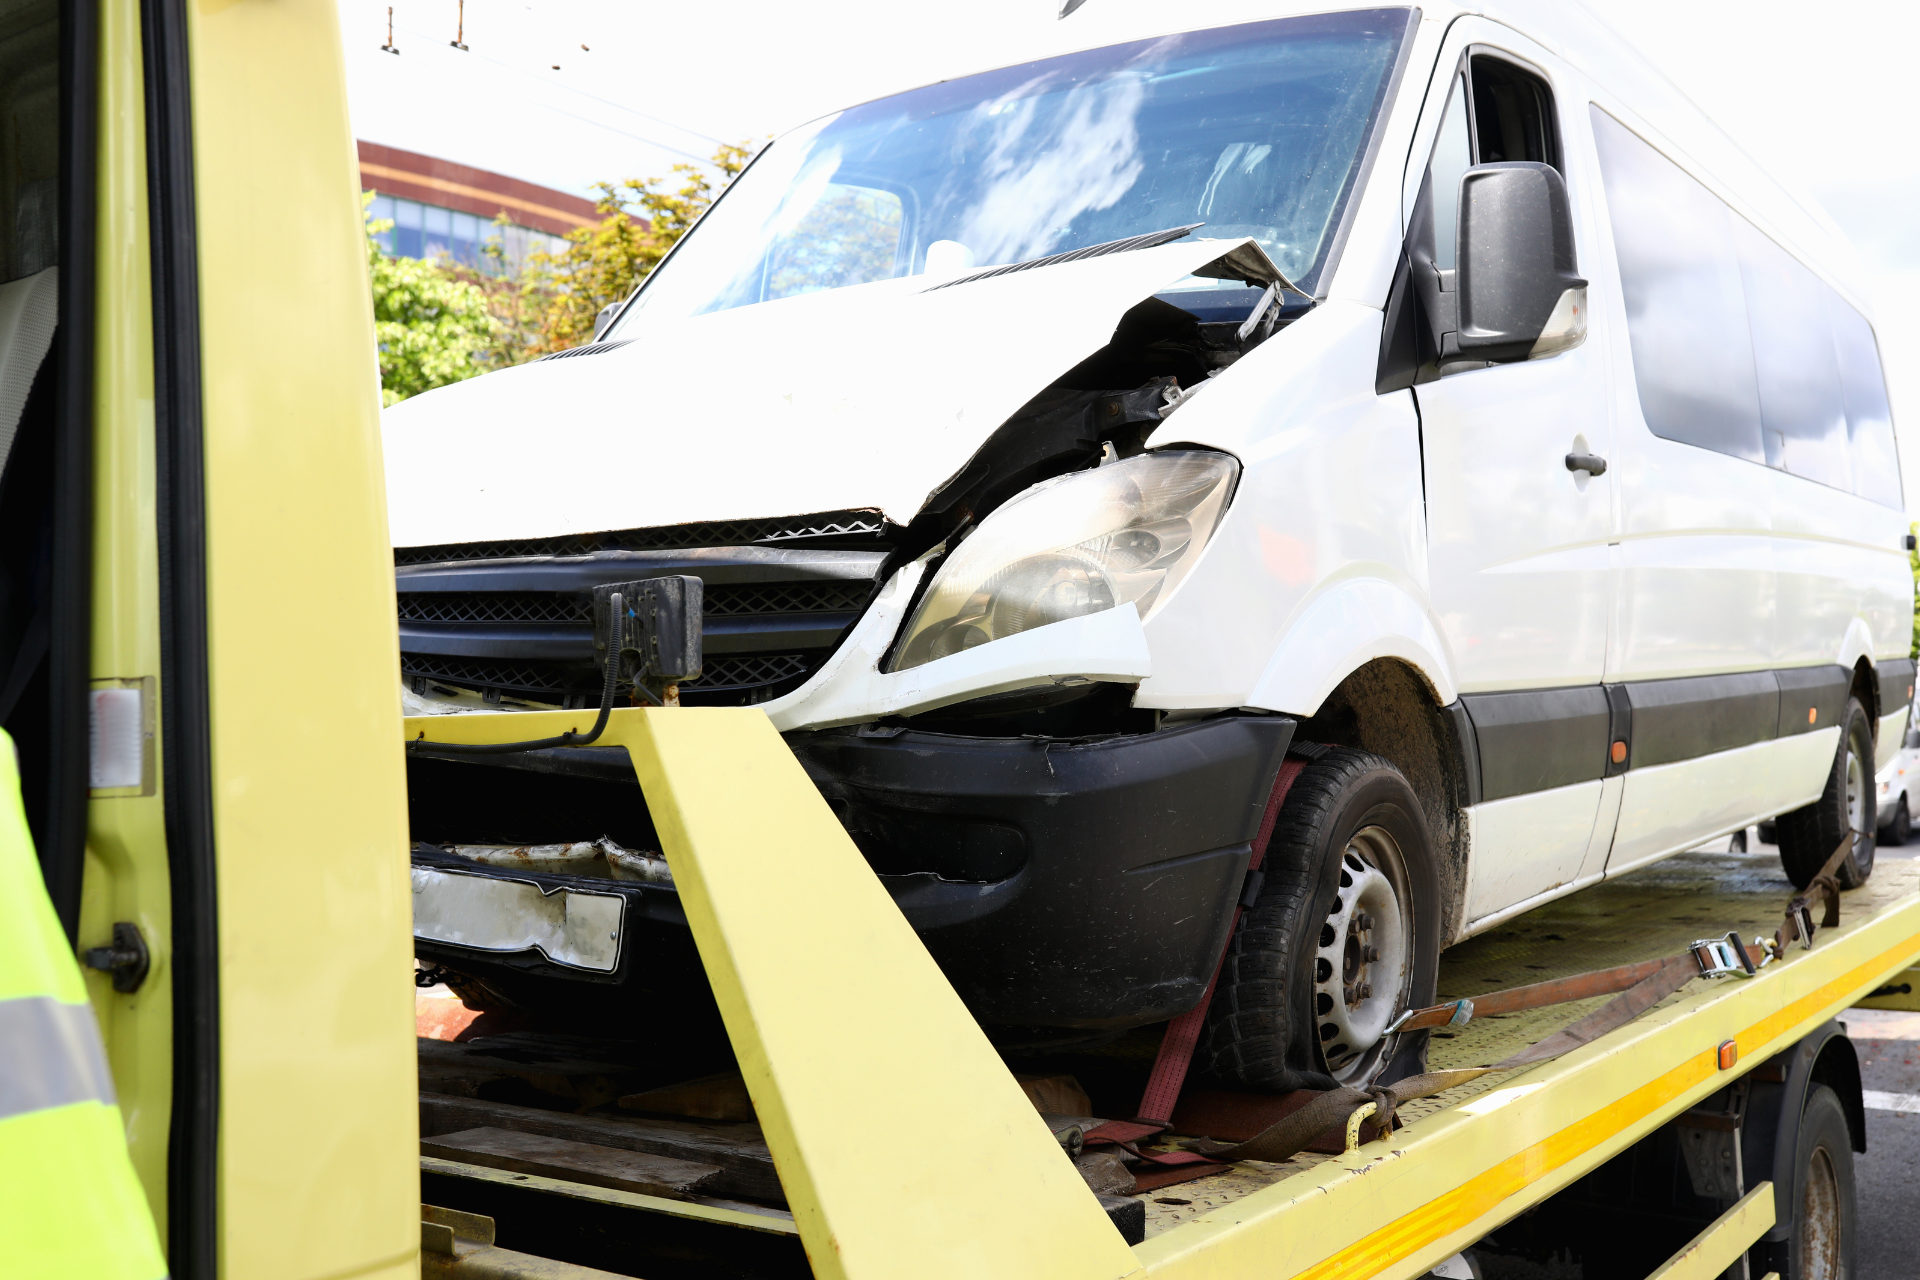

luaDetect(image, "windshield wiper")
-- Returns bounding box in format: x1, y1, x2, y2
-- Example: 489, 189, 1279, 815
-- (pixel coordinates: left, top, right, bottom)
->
923, 223, 1207, 292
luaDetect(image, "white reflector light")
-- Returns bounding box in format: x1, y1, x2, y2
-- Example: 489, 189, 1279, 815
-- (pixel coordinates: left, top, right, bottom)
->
89, 686, 143, 789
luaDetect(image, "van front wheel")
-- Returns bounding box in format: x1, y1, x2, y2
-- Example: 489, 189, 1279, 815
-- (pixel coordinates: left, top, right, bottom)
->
1777, 696, 1876, 890
1196, 747, 1439, 1091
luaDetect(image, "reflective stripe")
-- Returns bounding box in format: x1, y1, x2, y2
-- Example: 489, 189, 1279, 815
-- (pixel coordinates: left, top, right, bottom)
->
0, 995, 116, 1121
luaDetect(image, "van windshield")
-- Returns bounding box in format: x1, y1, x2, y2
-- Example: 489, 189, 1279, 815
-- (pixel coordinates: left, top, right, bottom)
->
612, 9, 1411, 331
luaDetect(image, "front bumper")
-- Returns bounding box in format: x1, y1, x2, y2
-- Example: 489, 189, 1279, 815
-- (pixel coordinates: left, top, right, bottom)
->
409, 712, 1292, 1033
788, 714, 1294, 1030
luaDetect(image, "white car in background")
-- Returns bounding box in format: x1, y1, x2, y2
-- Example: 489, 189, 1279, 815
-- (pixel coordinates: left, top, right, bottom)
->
1878, 725, 1920, 845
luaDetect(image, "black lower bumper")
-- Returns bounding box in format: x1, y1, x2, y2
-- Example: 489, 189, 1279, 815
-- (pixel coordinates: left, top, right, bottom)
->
788, 714, 1294, 1031
408, 714, 1292, 1035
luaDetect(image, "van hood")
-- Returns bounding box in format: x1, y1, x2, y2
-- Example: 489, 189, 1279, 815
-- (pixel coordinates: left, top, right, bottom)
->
382, 236, 1281, 550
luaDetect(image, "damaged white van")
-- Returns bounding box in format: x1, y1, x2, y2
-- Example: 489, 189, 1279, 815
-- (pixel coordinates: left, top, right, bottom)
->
388, 2, 1912, 1091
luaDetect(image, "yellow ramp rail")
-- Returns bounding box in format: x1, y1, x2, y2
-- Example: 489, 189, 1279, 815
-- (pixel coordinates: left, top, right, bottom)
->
408, 706, 1141, 1280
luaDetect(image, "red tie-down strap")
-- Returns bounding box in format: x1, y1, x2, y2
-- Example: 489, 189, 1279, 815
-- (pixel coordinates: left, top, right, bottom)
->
1133, 754, 1308, 1126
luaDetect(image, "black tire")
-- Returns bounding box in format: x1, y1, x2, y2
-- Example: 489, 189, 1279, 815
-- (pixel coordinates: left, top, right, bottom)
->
1888, 797, 1911, 847
1757, 1084, 1856, 1280
1196, 747, 1439, 1091
1778, 697, 1876, 890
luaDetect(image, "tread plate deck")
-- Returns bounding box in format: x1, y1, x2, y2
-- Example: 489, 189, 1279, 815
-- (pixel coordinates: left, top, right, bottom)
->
1133, 844, 1920, 1243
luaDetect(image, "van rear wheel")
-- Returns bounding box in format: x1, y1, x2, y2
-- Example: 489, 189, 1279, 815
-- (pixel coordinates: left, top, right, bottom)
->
1196, 747, 1439, 1091
1887, 796, 1911, 847
1777, 696, 1875, 890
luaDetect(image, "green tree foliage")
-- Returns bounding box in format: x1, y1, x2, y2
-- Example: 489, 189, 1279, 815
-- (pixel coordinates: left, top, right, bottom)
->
1910, 521, 1918, 659
537, 141, 756, 352
364, 195, 493, 406
363, 142, 756, 399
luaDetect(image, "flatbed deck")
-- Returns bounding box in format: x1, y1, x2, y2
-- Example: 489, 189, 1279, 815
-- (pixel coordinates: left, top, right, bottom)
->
410, 709, 1920, 1280
1129, 842, 1920, 1260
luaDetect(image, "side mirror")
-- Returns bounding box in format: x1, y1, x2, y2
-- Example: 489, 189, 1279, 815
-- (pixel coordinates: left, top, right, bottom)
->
1906, 726, 1919, 751
1457, 162, 1588, 363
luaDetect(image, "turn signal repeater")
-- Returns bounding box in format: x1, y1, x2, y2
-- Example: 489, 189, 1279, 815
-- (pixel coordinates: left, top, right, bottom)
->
1717, 1040, 1739, 1071
1610, 740, 1627, 765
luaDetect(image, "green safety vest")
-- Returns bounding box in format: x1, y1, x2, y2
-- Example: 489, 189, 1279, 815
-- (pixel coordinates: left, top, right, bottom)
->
0, 731, 168, 1279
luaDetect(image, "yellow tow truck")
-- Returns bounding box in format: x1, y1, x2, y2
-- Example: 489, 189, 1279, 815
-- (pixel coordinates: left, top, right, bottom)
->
4, 1, 1915, 1279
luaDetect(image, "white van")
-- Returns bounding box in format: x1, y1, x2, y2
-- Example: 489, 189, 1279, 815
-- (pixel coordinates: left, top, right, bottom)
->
387, 1, 1913, 1091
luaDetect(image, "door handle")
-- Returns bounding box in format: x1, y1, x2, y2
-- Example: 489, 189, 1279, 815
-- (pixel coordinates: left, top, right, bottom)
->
1565, 452, 1607, 477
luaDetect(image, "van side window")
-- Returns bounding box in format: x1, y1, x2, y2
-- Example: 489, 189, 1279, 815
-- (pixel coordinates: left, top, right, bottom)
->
1428, 77, 1471, 273
1423, 55, 1560, 269
1737, 218, 1850, 490
1590, 106, 1901, 507
1470, 56, 1557, 168
1830, 293, 1902, 507
1407, 54, 1560, 365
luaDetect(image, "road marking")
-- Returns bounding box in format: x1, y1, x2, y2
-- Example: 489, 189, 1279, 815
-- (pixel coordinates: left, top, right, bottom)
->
1862, 1089, 1920, 1113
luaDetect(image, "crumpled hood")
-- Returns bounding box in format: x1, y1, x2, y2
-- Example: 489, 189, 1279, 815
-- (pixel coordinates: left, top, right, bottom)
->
382, 237, 1278, 549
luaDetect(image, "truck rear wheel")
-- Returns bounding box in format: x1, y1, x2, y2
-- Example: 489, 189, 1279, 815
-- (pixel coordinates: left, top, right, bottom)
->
1763, 1084, 1856, 1280
1197, 747, 1439, 1091
1885, 795, 1910, 847
1777, 697, 1875, 890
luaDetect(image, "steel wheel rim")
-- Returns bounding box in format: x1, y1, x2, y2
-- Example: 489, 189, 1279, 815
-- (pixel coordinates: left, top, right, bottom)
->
1799, 1144, 1842, 1280
1313, 824, 1414, 1085
1846, 740, 1865, 834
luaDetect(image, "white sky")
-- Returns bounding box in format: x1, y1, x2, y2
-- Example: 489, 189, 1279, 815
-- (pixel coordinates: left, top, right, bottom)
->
340, 0, 1920, 513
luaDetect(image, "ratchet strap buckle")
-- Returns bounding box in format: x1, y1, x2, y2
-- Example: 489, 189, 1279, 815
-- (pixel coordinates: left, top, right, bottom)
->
1690, 930, 1758, 979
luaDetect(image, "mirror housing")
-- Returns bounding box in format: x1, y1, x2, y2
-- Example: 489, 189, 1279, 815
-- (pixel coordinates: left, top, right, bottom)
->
1457, 162, 1587, 363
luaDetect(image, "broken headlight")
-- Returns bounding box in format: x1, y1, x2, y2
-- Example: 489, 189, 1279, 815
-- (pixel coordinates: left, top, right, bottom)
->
891, 450, 1238, 672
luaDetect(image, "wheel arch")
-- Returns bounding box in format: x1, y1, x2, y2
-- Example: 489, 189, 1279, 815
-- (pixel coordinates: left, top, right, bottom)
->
1745, 1021, 1865, 1246
1852, 656, 1880, 739
1247, 577, 1459, 716
1288, 655, 1475, 946
1836, 617, 1878, 730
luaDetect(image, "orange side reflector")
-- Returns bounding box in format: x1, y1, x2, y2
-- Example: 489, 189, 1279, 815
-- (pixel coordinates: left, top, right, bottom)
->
1808, 707, 1817, 725
1611, 741, 1627, 765
1717, 1040, 1738, 1070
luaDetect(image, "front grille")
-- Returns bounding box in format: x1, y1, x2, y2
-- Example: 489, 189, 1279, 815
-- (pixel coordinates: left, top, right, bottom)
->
705, 582, 871, 617
404, 652, 817, 698
404, 656, 566, 697
399, 592, 593, 625
396, 511, 891, 706
396, 581, 871, 626
395, 510, 890, 566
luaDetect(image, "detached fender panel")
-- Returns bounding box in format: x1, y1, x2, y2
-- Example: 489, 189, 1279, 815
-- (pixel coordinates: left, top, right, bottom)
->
1244, 577, 1457, 716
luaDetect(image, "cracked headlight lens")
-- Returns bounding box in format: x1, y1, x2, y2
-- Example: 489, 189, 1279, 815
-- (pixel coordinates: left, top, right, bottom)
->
890, 450, 1238, 672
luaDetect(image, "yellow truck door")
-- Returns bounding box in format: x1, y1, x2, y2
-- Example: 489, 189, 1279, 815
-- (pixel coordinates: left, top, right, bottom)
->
1, 0, 418, 1275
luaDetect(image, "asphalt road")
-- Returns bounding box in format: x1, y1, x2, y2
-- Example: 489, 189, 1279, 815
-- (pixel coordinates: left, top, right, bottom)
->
1850, 1004, 1920, 1276
1852, 1006, 1920, 1280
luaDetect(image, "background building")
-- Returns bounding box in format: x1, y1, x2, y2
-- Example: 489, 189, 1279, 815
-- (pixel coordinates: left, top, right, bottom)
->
358, 140, 596, 270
